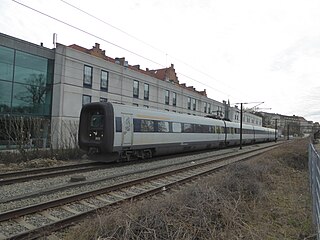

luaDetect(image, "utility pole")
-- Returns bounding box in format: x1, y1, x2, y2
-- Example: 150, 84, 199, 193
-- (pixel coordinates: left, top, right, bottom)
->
275, 119, 278, 142
240, 103, 243, 149
235, 101, 264, 150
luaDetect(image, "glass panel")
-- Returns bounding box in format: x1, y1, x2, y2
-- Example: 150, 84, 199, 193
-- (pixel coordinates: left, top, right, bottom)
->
172, 122, 182, 133
90, 115, 104, 128
0, 80, 12, 114
84, 65, 92, 86
165, 90, 169, 104
11, 83, 51, 115
15, 51, 47, 71
187, 97, 191, 109
82, 95, 91, 105
0, 46, 14, 81
144, 83, 149, 100
192, 99, 196, 110
158, 121, 169, 132
14, 67, 47, 85
183, 123, 193, 133
141, 119, 154, 132
116, 117, 122, 132
133, 80, 139, 98
173, 92, 176, 106
0, 116, 51, 149
101, 70, 108, 90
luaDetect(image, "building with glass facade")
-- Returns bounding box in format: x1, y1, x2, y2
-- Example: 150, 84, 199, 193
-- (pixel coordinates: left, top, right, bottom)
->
0, 33, 54, 149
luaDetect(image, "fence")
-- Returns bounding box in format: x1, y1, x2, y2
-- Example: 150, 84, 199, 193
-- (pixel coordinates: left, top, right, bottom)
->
309, 143, 320, 239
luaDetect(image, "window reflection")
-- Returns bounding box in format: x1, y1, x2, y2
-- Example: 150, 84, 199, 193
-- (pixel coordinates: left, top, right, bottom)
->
0, 47, 54, 149
0, 80, 12, 114
0, 46, 14, 81
12, 81, 51, 115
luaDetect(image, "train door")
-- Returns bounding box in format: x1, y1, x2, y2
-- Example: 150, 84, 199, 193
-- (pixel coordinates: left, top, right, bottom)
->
121, 114, 133, 147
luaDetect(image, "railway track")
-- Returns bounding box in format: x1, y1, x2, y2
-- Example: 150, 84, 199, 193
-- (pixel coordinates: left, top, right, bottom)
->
0, 142, 281, 239
0, 162, 110, 185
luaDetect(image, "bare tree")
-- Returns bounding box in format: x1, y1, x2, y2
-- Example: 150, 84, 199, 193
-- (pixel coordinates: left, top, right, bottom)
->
15, 73, 50, 105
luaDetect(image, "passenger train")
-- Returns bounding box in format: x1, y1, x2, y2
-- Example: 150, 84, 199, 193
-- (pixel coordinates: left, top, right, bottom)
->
78, 102, 277, 162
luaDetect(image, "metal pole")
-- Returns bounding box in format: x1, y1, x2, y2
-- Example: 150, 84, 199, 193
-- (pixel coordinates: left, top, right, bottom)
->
275, 119, 277, 142
240, 103, 243, 150
287, 124, 290, 140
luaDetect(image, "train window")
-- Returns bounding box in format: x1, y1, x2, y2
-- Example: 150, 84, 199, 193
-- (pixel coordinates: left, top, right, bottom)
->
158, 121, 169, 132
216, 126, 221, 134
133, 119, 141, 132
90, 114, 104, 128
115, 117, 122, 132
202, 125, 210, 133
172, 122, 182, 133
182, 123, 194, 133
141, 120, 154, 132
195, 124, 209, 133
210, 126, 216, 133
134, 119, 155, 132
194, 124, 201, 133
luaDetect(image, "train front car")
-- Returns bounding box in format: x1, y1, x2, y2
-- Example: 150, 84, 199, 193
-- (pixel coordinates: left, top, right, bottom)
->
78, 102, 117, 161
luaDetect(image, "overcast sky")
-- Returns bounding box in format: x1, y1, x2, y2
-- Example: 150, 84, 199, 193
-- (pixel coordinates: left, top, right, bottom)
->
1, 0, 320, 123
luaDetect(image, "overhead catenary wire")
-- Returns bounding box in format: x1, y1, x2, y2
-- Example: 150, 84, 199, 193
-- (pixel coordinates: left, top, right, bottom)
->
12, 0, 236, 100
12, 0, 164, 68
59, 0, 239, 95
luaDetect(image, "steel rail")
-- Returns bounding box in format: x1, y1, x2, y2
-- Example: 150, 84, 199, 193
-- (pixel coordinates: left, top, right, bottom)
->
0, 163, 110, 186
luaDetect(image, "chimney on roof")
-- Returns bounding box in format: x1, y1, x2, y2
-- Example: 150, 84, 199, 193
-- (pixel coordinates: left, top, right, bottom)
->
94, 43, 100, 49
171, 64, 174, 68
132, 65, 140, 70
146, 68, 149, 71
115, 57, 125, 65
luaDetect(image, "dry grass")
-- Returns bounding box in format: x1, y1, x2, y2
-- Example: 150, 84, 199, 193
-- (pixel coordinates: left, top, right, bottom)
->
65, 139, 315, 240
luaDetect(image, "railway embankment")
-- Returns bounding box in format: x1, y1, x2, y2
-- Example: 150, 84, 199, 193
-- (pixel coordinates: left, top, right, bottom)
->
63, 138, 314, 239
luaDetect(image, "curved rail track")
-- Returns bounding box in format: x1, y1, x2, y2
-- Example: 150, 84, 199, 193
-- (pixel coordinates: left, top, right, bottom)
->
0, 142, 282, 239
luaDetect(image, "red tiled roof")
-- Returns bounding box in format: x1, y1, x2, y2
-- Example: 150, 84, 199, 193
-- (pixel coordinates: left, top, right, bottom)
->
67, 43, 207, 96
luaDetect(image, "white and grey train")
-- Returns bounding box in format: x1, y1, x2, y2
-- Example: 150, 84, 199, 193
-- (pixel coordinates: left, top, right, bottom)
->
78, 102, 277, 162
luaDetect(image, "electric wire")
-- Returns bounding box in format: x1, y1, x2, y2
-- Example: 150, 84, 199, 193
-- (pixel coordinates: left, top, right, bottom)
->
59, 0, 239, 95
12, 0, 237, 100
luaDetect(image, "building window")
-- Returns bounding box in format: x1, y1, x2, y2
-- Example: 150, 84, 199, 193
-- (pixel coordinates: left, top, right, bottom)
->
0, 45, 14, 82
133, 80, 139, 98
165, 90, 169, 105
144, 83, 149, 100
208, 103, 211, 114
101, 70, 108, 91
172, 92, 177, 106
82, 95, 91, 105
187, 97, 191, 110
143, 105, 149, 108
204, 102, 207, 113
83, 65, 93, 87
100, 97, 108, 102
133, 103, 139, 107
11, 50, 54, 116
192, 98, 196, 111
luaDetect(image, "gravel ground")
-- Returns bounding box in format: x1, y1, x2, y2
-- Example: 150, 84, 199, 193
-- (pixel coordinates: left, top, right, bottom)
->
0, 144, 272, 213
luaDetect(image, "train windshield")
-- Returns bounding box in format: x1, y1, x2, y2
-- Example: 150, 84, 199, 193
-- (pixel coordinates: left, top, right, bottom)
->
90, 114, 104, 128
